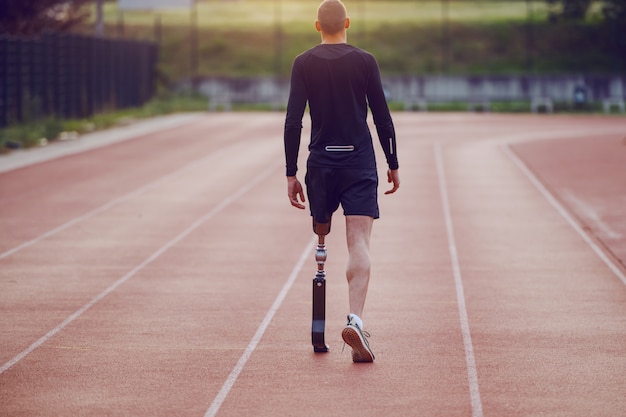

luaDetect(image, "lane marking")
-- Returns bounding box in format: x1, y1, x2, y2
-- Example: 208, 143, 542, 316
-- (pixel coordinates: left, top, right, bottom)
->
0, 132, 250, 261
561, 189, 622, 240
0, 165, 277, 375
434, 142, 484, 417
203, 237, 315, 417
503, 145, 626, 286
1, 173, 179, 260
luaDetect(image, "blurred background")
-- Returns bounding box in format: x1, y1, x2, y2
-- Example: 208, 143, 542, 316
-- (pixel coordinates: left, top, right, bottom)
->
1, 0, 625, 149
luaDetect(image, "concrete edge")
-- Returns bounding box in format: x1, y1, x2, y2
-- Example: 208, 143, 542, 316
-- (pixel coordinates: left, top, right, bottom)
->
0, 112, 206, 174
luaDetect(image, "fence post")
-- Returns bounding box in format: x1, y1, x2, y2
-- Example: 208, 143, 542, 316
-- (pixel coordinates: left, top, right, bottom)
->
13, 37, 22, 123
92, 36, 102, 115
68, 34, 79, 119
84, 35, 93, 118
20, 38, 37, 122
31, 36, 44, 121
42, 33, 52, 117
77, 35, 89, 119
0, 36, 7, 127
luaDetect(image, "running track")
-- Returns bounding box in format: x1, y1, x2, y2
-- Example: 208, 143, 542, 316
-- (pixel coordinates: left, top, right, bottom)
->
1, 113, 625, 417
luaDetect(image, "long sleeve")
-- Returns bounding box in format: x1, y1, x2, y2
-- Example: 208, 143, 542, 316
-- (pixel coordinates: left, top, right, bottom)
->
284, 58, 307, 176
367, 56, 399, 170
284, 44, 398, 174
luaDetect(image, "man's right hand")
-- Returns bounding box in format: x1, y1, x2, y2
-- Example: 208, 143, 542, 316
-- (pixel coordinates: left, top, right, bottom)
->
287, 176, 306, 209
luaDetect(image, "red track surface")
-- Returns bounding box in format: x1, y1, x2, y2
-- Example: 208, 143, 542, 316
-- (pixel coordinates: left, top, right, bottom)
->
1, 113, 625, 416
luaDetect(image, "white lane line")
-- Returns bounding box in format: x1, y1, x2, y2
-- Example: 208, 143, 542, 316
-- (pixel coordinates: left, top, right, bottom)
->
0, 165, 277, 375
1, 174, 175, 260
503, 145, 626, 287
434, 142, 484, 417
203, 237, 315, 417
561, 189, 622, 240
0, 138, 242, 261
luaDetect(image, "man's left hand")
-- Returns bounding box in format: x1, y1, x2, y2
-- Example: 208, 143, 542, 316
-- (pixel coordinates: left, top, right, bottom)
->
385, 169, 400, 195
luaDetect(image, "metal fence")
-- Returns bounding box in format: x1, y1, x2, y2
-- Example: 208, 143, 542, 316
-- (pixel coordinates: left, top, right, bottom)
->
197, 75, 626, 113
0, 33, 158, 127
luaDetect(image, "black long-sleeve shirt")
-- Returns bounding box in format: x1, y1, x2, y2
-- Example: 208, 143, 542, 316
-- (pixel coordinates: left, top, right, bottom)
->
284, 43, 398, 177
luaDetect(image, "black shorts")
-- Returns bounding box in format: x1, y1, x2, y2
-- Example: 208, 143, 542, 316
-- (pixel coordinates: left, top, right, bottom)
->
305, 167, 379, 224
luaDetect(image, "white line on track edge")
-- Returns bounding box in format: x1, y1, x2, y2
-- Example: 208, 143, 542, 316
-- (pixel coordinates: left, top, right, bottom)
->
502, 144, 626, 286
434, 142, 484, 417
0, 165, 277, 375
0, 136, 241, 261
203, 237, 316, 417
0, 174, 172, 260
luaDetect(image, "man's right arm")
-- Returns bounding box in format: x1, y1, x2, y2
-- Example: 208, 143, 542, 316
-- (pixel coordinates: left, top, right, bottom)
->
284, 58, 307, 177
287, 176, 306, 209
284, 58, 308, 209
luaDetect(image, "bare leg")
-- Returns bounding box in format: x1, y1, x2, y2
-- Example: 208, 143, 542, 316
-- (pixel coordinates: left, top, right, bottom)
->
345, 215, 374, 318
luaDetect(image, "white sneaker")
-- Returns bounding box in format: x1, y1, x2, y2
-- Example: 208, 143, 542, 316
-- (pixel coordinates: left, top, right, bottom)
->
341, 315, 375, 362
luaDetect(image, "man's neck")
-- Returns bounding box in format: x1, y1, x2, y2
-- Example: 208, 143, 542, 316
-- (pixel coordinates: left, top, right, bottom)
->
321, 32, 347, 44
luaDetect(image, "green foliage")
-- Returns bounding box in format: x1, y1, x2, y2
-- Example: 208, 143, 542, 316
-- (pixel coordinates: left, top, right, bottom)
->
0, 0, 91, 35
0, 93, 207, 152
0, 124, 44, 150
602, 0, 626, 22
41, 117, 64, 140
0, 118, 65, 151
546, 0, 592, 21
148, 20, 623, 79
87, 1, 622, 81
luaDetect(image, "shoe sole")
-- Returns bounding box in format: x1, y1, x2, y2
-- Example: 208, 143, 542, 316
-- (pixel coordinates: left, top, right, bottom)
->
342, 326, 374, 362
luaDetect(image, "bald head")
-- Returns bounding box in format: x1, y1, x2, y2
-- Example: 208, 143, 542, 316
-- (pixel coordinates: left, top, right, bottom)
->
317, 0, 348, 35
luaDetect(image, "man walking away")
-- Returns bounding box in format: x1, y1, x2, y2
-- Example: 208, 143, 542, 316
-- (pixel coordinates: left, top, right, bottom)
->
284, 0, 400, 363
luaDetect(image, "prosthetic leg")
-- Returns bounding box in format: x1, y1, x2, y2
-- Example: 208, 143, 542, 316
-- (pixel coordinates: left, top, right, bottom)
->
312, 220, 331, 353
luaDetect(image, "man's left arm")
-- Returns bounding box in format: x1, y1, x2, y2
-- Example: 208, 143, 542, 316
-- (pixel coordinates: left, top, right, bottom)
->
366, 56, 399, 194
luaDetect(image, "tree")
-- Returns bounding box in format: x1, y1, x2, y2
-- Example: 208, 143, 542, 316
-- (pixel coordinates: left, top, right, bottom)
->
602, 0, 626, 22
546, 0, 626, 22
601, 0, 626, 72
0, 0, 91, 35
546, 0, 592, 21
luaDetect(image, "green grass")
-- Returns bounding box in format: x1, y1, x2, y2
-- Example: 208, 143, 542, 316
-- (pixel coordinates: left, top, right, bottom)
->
83, 0, 620, 82
99, 1, 551, 29
0, 94, 208, 152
